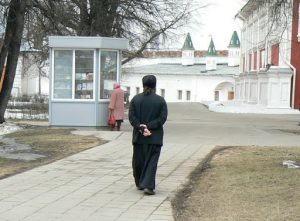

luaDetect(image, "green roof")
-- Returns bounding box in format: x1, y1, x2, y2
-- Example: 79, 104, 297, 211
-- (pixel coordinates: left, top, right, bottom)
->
182, 33, 195, 50
228, 31, 240, 48
207, 38, 217, 56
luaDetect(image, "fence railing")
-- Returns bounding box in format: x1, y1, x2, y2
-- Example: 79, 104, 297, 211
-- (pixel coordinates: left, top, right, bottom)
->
5, 100, 48, 120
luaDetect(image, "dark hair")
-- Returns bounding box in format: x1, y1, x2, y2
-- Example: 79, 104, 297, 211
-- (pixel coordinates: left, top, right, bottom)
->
142, 75, 156, 88
143, 86, 155, 95
142, 75, 156, 95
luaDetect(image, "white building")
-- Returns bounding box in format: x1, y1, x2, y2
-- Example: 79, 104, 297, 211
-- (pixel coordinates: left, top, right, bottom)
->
11, 45, 49, 98
234, 0, 297, 109
122, 64, 237, 102
122, 32, 240, 103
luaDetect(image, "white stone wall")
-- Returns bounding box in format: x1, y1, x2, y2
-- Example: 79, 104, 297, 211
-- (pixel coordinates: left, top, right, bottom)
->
121, 72, 235, 103
228, 48, 240, 67
182, 50, 195, 66
11, 52, 49, 97
11, 58, 22, 97
205, 57, 217, 71
235, 67, 293, 108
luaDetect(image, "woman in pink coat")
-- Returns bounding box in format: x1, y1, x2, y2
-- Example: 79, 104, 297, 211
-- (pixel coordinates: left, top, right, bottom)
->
109, 83, 125, 131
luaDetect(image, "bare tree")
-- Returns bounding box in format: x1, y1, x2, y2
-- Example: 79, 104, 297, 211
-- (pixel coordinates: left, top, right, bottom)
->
30, 0, 200, 63
0, 0, 28, 123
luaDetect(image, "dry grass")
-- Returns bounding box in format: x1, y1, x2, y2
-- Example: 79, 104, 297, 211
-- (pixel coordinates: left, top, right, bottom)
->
173, 146, 300, 221
0, 127, 107, 179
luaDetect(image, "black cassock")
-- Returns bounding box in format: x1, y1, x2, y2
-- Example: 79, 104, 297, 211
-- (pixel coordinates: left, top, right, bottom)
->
129, 91, 168, 190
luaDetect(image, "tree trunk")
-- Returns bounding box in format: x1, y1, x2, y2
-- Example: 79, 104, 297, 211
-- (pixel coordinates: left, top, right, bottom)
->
0, 0, 27, 124
90, 0, 118, 36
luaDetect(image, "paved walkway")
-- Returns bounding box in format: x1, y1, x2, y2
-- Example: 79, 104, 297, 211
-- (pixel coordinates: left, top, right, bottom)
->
1, 103, 300, 221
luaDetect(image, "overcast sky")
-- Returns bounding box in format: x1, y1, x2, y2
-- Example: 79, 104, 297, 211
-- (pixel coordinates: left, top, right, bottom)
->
170, 0, 247, 50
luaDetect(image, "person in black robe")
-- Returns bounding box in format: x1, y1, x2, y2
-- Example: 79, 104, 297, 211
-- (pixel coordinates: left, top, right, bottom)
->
129, 75, 168, 195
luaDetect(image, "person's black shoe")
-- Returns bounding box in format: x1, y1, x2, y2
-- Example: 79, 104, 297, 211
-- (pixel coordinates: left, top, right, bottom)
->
144, 188, 155, 195
137, 186, 144, 191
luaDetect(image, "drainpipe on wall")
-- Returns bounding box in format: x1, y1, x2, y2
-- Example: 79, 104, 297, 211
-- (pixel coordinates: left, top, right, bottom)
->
282, 0, 296, 109
283, 58, 296, 108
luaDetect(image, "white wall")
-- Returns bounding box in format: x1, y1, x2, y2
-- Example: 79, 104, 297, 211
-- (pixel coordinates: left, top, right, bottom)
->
228, 48, 240, 67
124, 57, 229, 67
11, 57, 23, 97
235, 67, 293, 108
11, 52, 49, 97
182, 50, 195, 66
121, 72, 235, 103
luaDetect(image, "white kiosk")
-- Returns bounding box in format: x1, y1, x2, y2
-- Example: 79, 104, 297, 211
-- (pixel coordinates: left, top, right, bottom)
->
48, 36, 128, 126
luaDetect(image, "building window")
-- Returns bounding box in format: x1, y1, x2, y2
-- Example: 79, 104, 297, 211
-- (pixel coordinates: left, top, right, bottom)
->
186, 91, 191, 100
178, 90, 182, 100
259, 15, 267, 43
254, 51, 257, 70
271, 43, 279, 66
100, 51, 118, 99
136, 87, 140, 95
248, 53, 252, 71
228, 91, 234, 100
260, 49, 265, 68
214, 91, 219, 101
161, 89, 165, 97
125, 87, 130, 103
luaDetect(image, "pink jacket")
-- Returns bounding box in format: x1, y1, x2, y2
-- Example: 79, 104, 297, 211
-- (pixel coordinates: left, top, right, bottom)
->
109, 88, 125, 120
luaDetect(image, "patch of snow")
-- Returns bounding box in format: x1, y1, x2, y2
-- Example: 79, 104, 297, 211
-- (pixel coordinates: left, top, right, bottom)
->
203, 101, 300, 114
4, 111, 48, 120
283, 160, 300, 169
0, 122, 22, 136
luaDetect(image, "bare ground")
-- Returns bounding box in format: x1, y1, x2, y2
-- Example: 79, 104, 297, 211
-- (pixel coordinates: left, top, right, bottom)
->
0, 126, 107, 179
172, 146, 300, 221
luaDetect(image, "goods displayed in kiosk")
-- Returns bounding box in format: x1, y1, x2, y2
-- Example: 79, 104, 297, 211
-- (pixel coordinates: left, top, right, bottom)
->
75, 73, 94, 99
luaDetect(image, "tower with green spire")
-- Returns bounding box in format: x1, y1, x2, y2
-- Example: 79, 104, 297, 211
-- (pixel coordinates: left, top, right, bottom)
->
181, 33, 195, 66
228, 31, 240, 48
207, 38, 217, 57
206, 37, 217, 71
228, 31, 241, 67
182, 33, 195, 50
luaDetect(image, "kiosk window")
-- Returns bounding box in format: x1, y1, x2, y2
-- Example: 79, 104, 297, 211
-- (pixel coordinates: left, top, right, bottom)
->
75, 50, 94, 99
100, 51, 118, 99
53, 50, 73, 99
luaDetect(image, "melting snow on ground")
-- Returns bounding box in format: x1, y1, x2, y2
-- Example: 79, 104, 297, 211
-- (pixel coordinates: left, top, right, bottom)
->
0, 122, 22, 136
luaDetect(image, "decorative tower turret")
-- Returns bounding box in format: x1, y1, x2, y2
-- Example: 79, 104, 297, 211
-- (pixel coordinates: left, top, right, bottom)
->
227, 31, 240, 67
181, 33, 195, 66
206, 37, 217, 71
